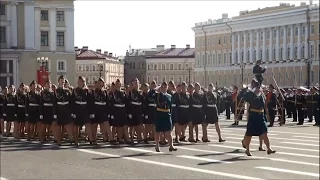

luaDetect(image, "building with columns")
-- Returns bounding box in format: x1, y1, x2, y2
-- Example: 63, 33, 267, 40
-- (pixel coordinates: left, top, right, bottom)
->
192, 2, 319, 88
75, 46, 124, 86
145, 45, 195, 85
0, 0, 75, 88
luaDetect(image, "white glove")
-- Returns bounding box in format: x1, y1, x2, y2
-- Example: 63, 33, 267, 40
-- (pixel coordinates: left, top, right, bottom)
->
204, 115, 206, 119
317, 108, 319, 111
145, 115, 148, 119
14, 114, 17, 117
53, 115, 57, 119
40, 115, 43, 119
73, 114, 76, 118
90, 114, 95, 119
264, 66, 267, 69
128, 114, 132, 119
108, 114, 110, 118
3, 113, 6, 116
142, 114, 144, 117
25, 114, 29, 116
111, 115, 114, 119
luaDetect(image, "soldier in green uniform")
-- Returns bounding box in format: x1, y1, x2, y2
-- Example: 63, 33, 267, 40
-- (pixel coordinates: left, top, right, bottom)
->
154, 82, 177, 152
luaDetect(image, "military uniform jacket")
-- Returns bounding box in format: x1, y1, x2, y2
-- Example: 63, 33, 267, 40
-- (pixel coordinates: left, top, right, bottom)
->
266, 92, 277, 109
55, 87, 72, 108
110, 90, 126, 107
127, 89, 143, 115
177, 92, 190, 109
253, 65, 266, 76
26, 91, 41, 114
40, 89, 56, 116
294, 94, 306, 109
155, 92, 172, 111
143, 89, 156, 109
3, 94, 17, 118
71, 87, 90, 114
16, 92, 27, 114
190, 92, 204, 109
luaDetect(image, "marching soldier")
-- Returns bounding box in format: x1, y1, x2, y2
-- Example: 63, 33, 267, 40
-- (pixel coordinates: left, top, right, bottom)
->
176, 82, 190, 141
26, 81, 41, 140
252, 59, 266, 85
232, 85, 246, 126
54, 75, 74, 145
0, 87, 6, 135
310, 86, 319, 126
72, 76, 94, 145
189, 83, 204, 142
267, 85, 277, 127
168, 81, 180, 143
224, 89, 232, 119
278, 89, 286, 125
108, 82, 116, 140
127, 78, 144, 143
203, 83, 225, 142
295, 87, 307, 125
305, 89, 314, 123
142, 81, 157, 143
39, 80, 55, 143
3, 85, 16, 137
110, 79, 129, 143
16, 83, 28, 139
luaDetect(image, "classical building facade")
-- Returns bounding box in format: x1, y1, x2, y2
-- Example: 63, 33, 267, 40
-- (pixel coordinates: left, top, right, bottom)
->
192, 2, 319, 88
145, 45, 195, 85
124, 48, 158, 85
0, 0, 76, 87
75, 46, 124, 86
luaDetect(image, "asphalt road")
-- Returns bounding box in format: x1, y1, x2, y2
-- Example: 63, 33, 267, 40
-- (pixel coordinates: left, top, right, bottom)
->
1, 115, 319, 180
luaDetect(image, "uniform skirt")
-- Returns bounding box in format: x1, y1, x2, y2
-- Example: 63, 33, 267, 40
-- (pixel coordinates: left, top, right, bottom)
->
17, 107, 26, 123
4, 106, 15, 122
245, 112, 268, 136
112, 106, 127, 127
41, 106, 54, 125
171, 107, 178, 124
92, 104, 108, 124
143, 106, 156, 124
204, 105, 219, 124
28, 106, 39, 124
56, 104, 72, 126
74, 104, 89, 126
178, 107, 190, 125
155, 111, 173, 133
192, 107, 204, 125
127, 105, 143, 126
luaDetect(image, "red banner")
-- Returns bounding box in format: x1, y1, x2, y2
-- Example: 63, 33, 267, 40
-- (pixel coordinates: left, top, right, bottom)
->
37, 67, 49, 86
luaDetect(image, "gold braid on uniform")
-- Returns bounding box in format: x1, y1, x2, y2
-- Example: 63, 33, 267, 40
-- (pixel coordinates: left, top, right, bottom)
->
206, 92, 213, 104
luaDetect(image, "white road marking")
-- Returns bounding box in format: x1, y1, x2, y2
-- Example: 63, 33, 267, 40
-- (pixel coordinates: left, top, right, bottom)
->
226, 141, 319, 152
77, 149, 264, 180
122, 147, 163, 154
293, 135, 319, 139
178, 146, 319, 167
177, 155, 233, 164
225, 136, 319, 143
255, 167, 320, 178
281, 142, 319, 147
208, 144, 319, 158
1, 177, 9, 180
223, 128, 319, 136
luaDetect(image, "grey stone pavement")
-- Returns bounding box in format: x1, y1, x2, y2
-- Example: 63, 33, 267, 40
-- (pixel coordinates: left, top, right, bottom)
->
1, 114, 319, 180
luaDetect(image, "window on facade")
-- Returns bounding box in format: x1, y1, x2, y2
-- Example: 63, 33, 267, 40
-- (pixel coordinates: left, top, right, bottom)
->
56, 11, 64, 21
311, 71, 314, 82
57, 31, 64, 46
229, 35, 232, 43
254, 32, 257, 40
310, 44, 314, 57
247, 50, 250, 61
78, 65, 82, 71
223, 53, 226, 64
202, 38, 205, 46
41, 10, 49, 21
253, 50, 256, 62
280, 48, 283, 60
273, 48, 276, 60
241, 51, 244, 62
207, 38, 211, 46
0, 26, 5, 43
302, 45, 305, 58
132, 62, 135, 69
0, 3, 5, 15
229, 53, 232, 64
247, 33, 250, 41
213, 54, 216, 65
92, 65, 96, 71
267, 31, 270, 39
241, 34, 244, 42
280, 29, 284, 37
235, 52, 238, 63
302, 26, 305, 36
295, 27, 298, 36
294, 46, 298, 58
147, 76, 150, 83
57, 61, 66, 71
288, 27, 291, 36
178, 64, 182, 70
235, 35, 238, 42
170, 64, 173, 70
218, 37, 221, 44
85, 65, 89, 71
86, 77, 89, 83
287, 47, 290, 59
260, 31, 263, 40
223, 36, 226, 44
310, 25, 314, 34
154, 64, 157, 70
41, 31, 49, 46
218, 54, 222, 65
161, 64, 165, 70
266, 48, 270, 60
260, 50, 263, 60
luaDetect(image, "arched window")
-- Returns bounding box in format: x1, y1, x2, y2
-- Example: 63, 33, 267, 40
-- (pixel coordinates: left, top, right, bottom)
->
260, 49, 263, 60
253, 49, 256, 62
266, 48, 270, 60
247, 50, 250, 62
92, 65, 96, 71
302, 45, 305, 58
294, 46, 298, 58
280, 48, 283, 60
287, 47, 290, 59
273, 47, 276, 60
311, 71, 314, 82
241, 50, 244, 62
235, 51, 238, 63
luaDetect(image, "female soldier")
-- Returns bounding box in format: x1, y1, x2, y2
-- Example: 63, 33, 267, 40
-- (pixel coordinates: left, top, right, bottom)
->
204, 84, 225, 142
0, 87, 6, 135
190, 83, 204, 142
3, 86, 16, 137
54, 75, 74, 145
168, 81, 180, 143
39, 80, 55, 143
142, 81, 157, 143
242, 79, 276, 156
176, 82, 190, 142
72, 76, 93, 145
16, 83, 27, 139
26, 81, 41, 140
154, 81, 177, 152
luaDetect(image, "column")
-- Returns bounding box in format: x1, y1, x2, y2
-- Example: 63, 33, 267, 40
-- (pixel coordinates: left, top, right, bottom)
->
276, 26, 280, 61
24, 0, 35, 49
297, 23, 302, 59
243, 32, 247, 63
256, 30, 260, 60
262, 28, 266, 61
269, 27, 273, 61
6, 4, 11, 48
65, 7, 75, 52
231, 33, 235, 64
290, 25, 294, 60
49, 8, 56, 51
305, 24, 309, 59
34, 7, 41, 50
237, 32, 241, 63
249, 30, 253, 62
11, 2, 18, 48
283, 26, 287, 60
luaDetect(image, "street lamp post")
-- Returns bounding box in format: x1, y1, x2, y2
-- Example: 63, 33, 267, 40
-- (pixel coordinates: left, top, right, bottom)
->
36, 57, 49, 86
186, 67, 194, 85
240, 62, 246, 84
306, 58, 312, 88
97, 61, 104, 78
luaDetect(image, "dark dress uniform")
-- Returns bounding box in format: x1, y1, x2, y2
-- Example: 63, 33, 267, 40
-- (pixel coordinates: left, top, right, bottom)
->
305, 93, 314, 122
243, 91, 268, 136
313, 92, 320, 126
127, 89, 143, 126
72, 87, 90, 126
224, 92, 232, 119
55, 87, 72, 126
3, 94, 17, 122
91, 88, 108, 124
107, 91, 113, 126
16, 91, 27, 123
204, 91, 219, 124
190, 91, 205, 125
142, 89, 156, 125
266, 91, 277, 126
252, 64, 266, 85
295, 93, 306, 125
177, 92, 190, 125
26, 90, 41, 124
287, 93, 297, 120
40, 89, 55, 125
167, 90, 178, 124
0, 93, 5, 121
277, 94, 286, 125
154, 92, 173, 133
110, 89, 127, 127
